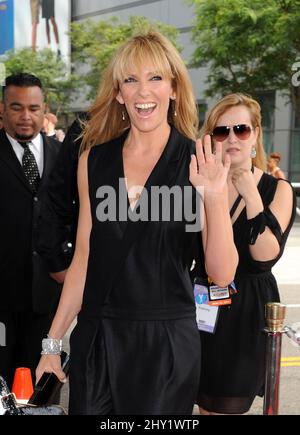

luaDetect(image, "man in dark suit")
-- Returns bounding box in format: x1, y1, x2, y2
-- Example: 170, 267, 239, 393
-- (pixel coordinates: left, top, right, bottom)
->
37, 114, 86, 283
0, 101, 3, 129
0, 73, 62, 388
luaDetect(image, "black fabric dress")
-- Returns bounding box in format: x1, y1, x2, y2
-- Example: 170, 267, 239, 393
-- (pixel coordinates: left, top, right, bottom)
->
196, 173, 296, 414
68, 126, 202, 415
42, 0, 54, 19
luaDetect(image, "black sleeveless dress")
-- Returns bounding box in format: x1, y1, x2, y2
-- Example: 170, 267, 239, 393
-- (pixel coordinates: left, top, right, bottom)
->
68, 127, 202, 415
196, 173, 296, 414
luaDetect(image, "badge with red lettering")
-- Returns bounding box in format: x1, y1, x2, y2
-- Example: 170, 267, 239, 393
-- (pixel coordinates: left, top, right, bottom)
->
208, 285, 232, 306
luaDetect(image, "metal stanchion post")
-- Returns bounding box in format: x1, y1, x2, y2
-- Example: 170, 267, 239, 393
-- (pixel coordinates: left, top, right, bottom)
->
263, 303, 287, 415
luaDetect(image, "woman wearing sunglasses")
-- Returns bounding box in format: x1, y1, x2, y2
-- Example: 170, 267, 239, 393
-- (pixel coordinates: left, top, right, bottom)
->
194, 93, 296, 414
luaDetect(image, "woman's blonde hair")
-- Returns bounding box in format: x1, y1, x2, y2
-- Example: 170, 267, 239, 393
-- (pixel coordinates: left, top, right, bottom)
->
201, 93, 266, 171
80, 30, 199, 152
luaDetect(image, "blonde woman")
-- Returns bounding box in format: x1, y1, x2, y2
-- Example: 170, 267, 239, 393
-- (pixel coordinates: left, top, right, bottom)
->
194, 93, 296, 415
36, 31, 237, 415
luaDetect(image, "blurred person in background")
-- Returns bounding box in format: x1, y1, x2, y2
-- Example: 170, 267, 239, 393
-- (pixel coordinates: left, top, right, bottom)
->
267, 152, 286, 179
37, 115, 85, 284
41, 0, 60, 57
30, 0, 41, 51
43, 112, 65, 142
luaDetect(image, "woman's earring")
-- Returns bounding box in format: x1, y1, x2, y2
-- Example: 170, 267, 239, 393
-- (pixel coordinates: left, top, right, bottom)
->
173, 99, 177, 117
251, 146, 257, 158
122, 111, 126, 121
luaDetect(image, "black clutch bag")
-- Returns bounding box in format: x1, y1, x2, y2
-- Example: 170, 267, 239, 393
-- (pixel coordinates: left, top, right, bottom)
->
28, 351, 70, 406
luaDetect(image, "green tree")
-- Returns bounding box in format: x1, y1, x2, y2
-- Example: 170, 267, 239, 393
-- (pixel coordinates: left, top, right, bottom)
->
3, 48, 79, 114
190, 0, 300, 113
70, 16, 180, 100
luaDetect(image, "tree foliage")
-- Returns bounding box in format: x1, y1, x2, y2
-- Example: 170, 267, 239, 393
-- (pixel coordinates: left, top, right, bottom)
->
3, 48, 78, 114
1, 17, 179, 112
190, 0, 300, 111
70, 16, 180, 100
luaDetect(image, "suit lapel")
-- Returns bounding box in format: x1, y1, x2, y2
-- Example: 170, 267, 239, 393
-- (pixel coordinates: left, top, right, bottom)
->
0, 128, 33, 193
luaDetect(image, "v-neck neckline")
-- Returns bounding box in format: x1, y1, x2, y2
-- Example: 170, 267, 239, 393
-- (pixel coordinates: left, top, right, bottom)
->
120, 126, 173, 212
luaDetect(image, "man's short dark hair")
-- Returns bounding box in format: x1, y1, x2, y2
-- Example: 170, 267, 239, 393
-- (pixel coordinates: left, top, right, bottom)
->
2, 73, 43, 100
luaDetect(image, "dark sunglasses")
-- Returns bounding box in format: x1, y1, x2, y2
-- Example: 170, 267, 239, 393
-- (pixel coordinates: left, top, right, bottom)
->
211, 124, 254, 142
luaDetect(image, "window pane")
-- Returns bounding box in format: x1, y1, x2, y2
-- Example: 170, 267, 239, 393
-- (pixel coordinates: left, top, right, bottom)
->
255, 91, 275, 154
290, 108, 300, 181
294, 109, 300, 129
263, 130, 274, 155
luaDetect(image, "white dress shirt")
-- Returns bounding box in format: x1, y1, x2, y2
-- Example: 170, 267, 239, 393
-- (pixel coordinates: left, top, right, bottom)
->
6, 132, 44, 177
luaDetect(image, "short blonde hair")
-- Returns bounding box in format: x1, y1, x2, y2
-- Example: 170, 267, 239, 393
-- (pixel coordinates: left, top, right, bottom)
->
81, 30, 199, 152
201, 93, 266, 171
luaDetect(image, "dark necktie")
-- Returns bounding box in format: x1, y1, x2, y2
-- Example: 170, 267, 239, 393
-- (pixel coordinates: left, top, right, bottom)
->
18, 141, 40, 194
